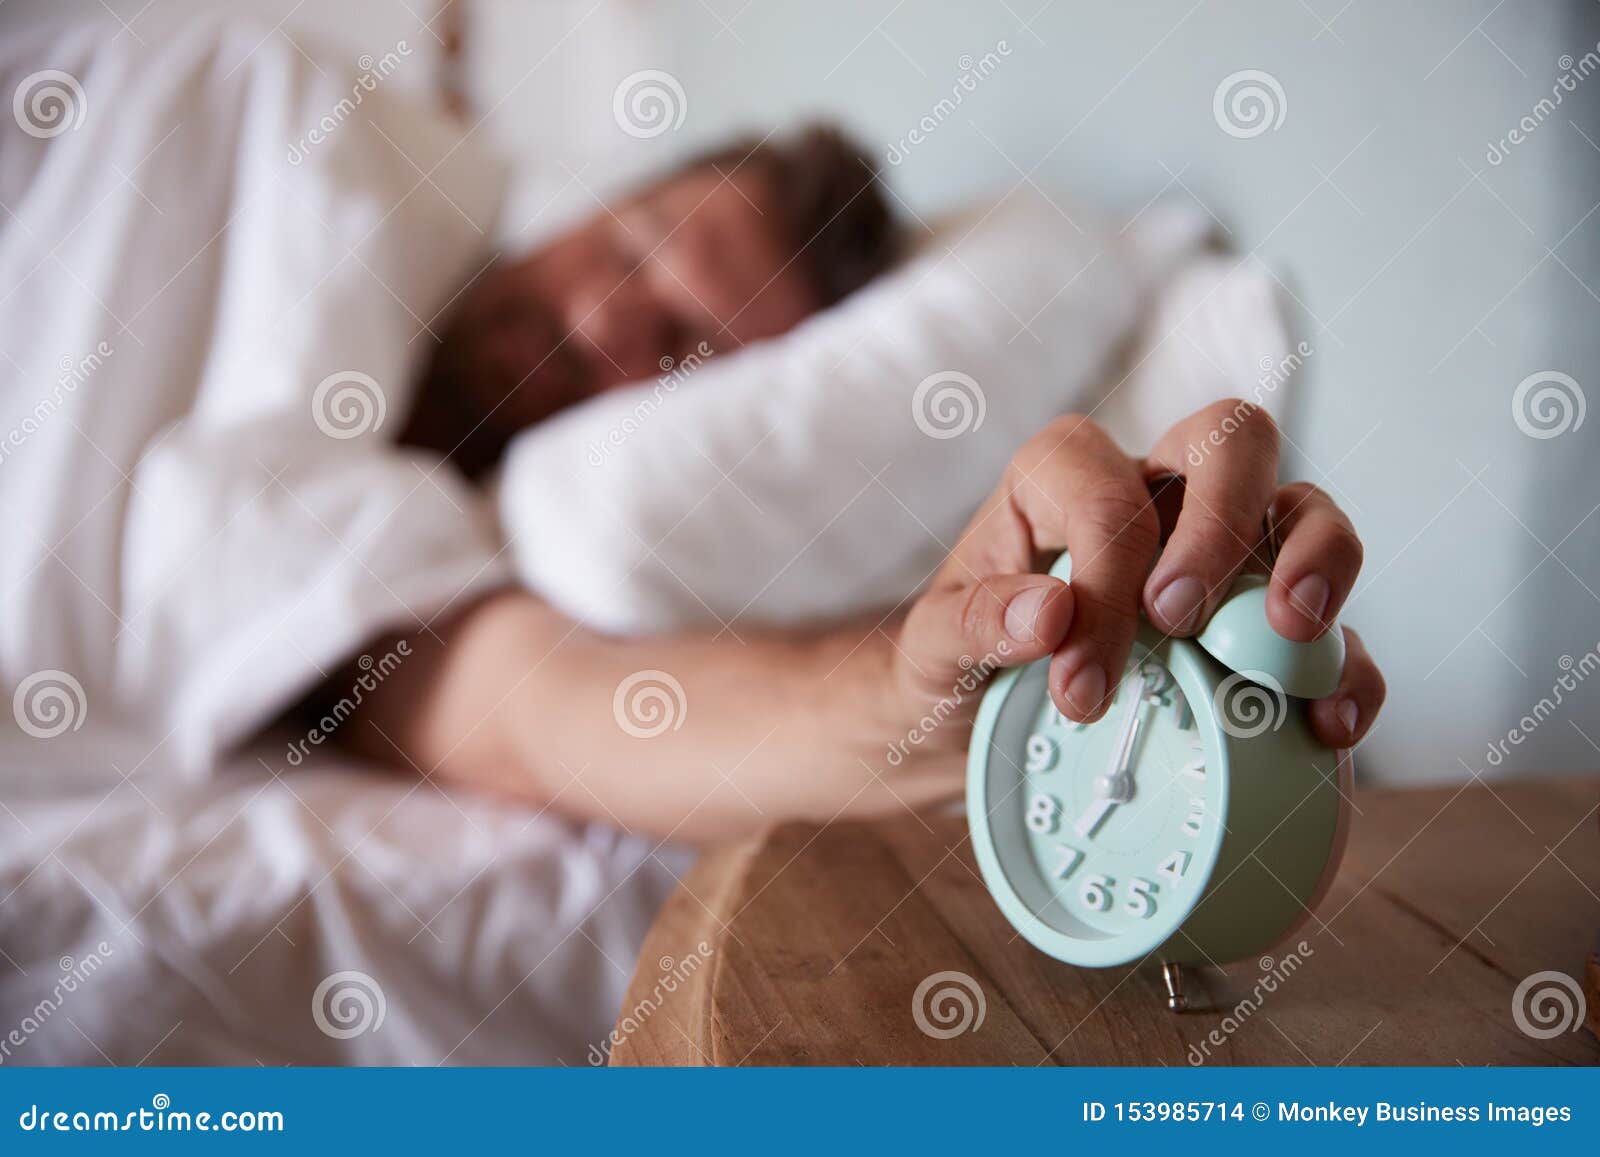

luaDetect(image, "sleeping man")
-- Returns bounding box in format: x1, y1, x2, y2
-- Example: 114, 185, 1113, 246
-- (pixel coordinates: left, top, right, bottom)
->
1, 21, 1383, 843
399, 126, 898, 479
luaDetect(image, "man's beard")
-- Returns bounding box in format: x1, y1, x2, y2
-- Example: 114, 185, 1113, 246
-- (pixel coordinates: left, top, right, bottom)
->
401, 301, 596, 478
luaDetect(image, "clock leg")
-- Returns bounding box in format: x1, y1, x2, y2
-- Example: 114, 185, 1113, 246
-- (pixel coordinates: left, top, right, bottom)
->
1161, 961, 1189, 1012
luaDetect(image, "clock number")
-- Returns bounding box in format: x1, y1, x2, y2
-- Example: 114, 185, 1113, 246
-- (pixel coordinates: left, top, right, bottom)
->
1157, 850, 1191, 882
1026, 792, 1061, 834
1181, 799, 1205, 837
1052, 706, 1086, 732
1052, 844, 1083, 879
1079, 874, 1113, 912
1124, 877, 1157, 918
1024, 733, 1057, 773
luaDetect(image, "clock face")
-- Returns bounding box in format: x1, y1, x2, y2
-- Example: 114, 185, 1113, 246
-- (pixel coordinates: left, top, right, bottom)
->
1021, 643, 1223, 943
968, 629, 1230, 967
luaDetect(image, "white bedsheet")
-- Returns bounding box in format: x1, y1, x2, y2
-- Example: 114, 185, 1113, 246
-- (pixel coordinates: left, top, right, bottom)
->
0, 733, 687, 1065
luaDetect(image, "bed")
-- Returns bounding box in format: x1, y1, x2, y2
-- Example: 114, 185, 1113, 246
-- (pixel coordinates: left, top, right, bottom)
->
0, 15, 1295, 1065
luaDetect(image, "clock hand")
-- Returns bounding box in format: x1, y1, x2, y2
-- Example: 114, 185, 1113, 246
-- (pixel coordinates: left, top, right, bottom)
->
1073, 797, 1117, 838
1114, 716, 1143, 783
1095, 724, 1140, 806
1077, 673, 1147, 835
1096, 668, 1151, 804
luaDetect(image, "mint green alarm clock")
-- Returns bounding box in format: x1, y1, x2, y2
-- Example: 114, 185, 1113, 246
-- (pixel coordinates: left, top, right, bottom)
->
966, 551, 1351, 1009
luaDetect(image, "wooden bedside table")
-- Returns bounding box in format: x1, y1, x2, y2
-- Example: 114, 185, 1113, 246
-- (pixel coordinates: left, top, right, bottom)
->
610, 777, 1599, 1065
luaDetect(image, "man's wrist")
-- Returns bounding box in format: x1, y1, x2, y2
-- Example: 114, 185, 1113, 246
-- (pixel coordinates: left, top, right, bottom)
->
808, 621, 905, 764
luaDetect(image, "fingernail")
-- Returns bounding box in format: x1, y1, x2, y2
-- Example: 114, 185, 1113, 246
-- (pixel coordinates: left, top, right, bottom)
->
1336, 698, 1359, 738
1004, 585, 1050, 643
1290, 574, 1331, 625
1152, 575, 1206, 634
1065, 664, 1107, 717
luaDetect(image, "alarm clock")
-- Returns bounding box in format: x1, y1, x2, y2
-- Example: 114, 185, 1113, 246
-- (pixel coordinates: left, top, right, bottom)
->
966, 550, 1351, 1009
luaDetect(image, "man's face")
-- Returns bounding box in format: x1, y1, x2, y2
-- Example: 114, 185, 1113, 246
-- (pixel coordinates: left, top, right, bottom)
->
436, 163, 820, 435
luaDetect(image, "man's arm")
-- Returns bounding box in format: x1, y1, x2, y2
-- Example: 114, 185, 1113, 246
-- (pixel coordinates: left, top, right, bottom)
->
338, 403, 1387, 843
338, 592, 973, 843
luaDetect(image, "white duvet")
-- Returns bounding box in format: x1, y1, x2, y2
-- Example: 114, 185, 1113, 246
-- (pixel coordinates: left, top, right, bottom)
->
0, 20, 510, 774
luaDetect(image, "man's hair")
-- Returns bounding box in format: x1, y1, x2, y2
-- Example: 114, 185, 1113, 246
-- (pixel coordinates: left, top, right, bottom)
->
692, 123, 899, 308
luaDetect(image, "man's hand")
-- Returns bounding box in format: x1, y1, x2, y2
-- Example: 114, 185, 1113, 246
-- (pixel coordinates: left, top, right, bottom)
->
897, 400, 1385, 753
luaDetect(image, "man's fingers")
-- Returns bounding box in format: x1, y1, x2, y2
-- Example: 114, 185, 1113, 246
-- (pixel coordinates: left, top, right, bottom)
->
926, 413, 1159, 724
1143, 400, 1280, 635
1266, 482, 1363, 641
899, 574, 1074, 701
1004, 416, 1161, 723
1308, 627, 1385, 747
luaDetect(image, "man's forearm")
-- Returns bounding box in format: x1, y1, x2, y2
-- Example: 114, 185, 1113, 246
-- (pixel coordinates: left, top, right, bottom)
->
344, 590, 961, 842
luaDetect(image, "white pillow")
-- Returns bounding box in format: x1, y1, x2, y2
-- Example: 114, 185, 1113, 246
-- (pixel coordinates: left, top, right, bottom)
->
1092, 253, 1302, 457
496, 189, 1215, 635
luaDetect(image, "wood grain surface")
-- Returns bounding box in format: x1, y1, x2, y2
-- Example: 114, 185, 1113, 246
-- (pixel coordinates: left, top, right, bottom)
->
609, 777, 1600, 1066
